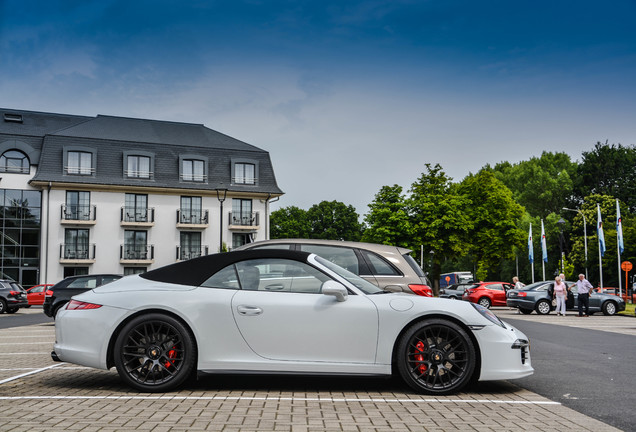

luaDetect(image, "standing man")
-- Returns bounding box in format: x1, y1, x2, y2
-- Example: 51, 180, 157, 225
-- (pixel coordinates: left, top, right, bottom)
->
576, 273, 593, 317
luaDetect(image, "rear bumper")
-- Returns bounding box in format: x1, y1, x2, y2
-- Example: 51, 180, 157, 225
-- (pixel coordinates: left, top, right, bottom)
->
6, 298, 28, 308
506, 298, 535, 309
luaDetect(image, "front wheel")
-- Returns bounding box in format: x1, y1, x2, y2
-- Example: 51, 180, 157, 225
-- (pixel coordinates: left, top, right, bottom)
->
535, 300, 551, 315
602, 301, 617, 316
114, 313, 196, 392
397, 319, 476, 395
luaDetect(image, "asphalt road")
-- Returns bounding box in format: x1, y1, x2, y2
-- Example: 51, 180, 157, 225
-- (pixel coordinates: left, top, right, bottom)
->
507, 317, 635, 432
0, 307, 52, 329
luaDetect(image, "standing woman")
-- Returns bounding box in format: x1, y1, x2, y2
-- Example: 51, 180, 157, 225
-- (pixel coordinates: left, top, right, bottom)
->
553, 276, 567, 316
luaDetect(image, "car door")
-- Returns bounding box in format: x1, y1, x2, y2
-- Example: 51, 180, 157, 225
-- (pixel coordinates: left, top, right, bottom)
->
230, 258, 379, 363
487, 283, 506, 306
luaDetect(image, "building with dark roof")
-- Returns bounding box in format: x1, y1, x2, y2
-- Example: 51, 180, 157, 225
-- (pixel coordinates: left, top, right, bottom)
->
0, 108, 283, 287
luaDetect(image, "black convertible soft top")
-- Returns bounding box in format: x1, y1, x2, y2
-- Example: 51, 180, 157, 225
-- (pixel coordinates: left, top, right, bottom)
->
140, 249, 313, 286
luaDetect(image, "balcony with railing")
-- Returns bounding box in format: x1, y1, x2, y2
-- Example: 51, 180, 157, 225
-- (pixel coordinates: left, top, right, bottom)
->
228, 211, 260, 231
176, 245, 209, 261
59, 244, 96, 264
61, 204, 97, 225
120, 207, 155, 227
120, 244, 154, 263
176, 209, 209, 229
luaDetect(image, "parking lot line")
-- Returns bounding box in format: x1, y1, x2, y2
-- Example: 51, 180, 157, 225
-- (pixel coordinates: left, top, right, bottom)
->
0, 394, 561, 405
0, 363, 63, 385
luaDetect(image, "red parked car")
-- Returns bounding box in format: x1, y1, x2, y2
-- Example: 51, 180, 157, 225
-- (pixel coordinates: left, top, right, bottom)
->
26, 284, 53, 306
462, 282, 514, 309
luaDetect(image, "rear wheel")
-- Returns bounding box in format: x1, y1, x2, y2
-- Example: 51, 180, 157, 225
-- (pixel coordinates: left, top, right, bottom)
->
114, 313, 196, 392
535, 300, 551, 315
397, 319, 476, 395
0, 299, 7, 314
478, 297, 491, 309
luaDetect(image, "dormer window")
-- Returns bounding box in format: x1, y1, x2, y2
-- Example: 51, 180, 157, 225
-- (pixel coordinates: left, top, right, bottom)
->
234, 162, 256, 185
179, 156, 207, 182
66, 151, 93, 175
126, 155, 152, 179
0, 150, 29, 174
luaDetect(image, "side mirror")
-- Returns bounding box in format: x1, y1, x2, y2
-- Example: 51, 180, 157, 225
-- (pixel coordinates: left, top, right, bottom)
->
322, 280, 348, 302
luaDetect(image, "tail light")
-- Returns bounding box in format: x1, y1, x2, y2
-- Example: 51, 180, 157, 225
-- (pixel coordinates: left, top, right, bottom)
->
45, 288, 54, 297
66, 300, 102, 310
516, 292, 527, 297
409, 284, 433, 297
9, 290, 20, 296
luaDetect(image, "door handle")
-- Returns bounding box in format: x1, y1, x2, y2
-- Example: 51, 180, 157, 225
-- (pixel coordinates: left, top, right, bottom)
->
265, 284, 285, 291
237, 305, 263, 316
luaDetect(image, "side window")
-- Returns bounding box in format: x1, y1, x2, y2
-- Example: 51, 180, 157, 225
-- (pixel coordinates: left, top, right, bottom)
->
360, 250, 400, 276
235, 258, 329, 294
298, 245, 359, 275
201, 265, 240, 290
101, 276, 121, 285
67, 277, 96, 289
489, 284, 503, 291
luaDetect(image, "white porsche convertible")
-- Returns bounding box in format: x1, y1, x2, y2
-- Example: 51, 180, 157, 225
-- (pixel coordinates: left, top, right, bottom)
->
52, 249, 533, 393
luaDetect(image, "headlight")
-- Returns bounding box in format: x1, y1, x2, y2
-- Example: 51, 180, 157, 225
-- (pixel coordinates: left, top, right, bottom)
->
470, 302, 506, 328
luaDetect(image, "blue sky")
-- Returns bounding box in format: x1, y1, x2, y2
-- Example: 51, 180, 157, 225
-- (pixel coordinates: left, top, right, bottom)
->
2, 1, 635, 215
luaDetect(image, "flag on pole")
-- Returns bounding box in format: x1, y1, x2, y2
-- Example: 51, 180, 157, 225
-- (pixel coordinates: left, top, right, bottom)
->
528, 224, 534, 263
541, 220, 548, 263
617, 199, 624, 254
598, 203, 606, 257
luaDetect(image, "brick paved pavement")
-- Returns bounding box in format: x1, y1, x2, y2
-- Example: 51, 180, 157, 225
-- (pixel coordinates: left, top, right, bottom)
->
0, 308, 625, 431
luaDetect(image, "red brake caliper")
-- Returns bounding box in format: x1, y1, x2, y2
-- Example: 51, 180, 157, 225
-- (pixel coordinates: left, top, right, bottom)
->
164, 347, 177, 368
415, 341, 427, 374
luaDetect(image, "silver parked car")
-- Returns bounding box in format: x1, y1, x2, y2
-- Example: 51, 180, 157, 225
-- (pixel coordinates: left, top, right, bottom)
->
235, 239, 432, 296
506, 280, 626, 315
52, 249, 533, 394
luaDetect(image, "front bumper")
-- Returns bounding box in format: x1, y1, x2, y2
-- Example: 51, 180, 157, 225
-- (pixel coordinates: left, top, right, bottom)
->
474, 321, 534, 381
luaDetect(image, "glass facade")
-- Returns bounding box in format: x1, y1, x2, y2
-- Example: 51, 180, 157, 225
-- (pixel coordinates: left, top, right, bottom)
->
0, 189, 42, 288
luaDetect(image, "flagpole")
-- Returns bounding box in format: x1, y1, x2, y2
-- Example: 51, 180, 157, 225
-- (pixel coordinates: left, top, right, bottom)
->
617, 199, 624, 297
598, 204, 604, 289
599, 239, 603, 289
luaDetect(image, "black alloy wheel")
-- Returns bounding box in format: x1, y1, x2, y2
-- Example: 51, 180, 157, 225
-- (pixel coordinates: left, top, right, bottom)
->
0, 299, 6, 314
397, 319, 476, 395
114, 313, 196, 392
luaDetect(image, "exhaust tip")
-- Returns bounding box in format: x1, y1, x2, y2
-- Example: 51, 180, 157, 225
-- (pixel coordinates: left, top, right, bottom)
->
51, 350, 61, 362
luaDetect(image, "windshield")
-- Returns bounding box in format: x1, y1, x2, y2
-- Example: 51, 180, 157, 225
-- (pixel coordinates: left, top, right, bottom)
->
314, 255, 383, 295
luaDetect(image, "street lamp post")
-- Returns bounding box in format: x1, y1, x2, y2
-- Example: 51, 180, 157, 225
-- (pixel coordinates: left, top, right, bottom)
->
216, 186, 228, 252
563, 207, 588, 280
557, 218, 566, 275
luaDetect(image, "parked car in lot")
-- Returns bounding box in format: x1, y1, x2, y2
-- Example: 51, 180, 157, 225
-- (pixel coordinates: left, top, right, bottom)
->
235, 239, 433, 296
52, 249, 533, 394
43, 274, 122, 318
506, 281, 626, 315
0, 279, 28, 313
461, 282, 514, 308
439, 283, 472, 300
26, 284, 54, 306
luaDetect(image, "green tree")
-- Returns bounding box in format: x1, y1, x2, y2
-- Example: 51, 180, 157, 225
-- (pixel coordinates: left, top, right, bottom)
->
362, 185, 414, 248
408, 164, 473, 290
306, 200, 364, 241
270, 206, 310, 239
575, 142, 636, 212
457, 171, 525, 280
490, 151, 577, 218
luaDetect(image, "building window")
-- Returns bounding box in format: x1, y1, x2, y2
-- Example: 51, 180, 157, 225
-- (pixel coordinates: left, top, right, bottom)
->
126, 155, 152, 179
124, 194, 149, 222
231, 199, 253, 225
63, 267, 89, 278
0, 150, 29, 174
180, 196, 203, 224
124, 230, 148, 260
180, 232, 202, 260
65, 191, 91, 220
181, 159, 206, 182
232, 233, 253, 249
124, 267, 146, 276
64, 228, 90, 259
234, 163, 256, 184
66, 151, 93, 175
